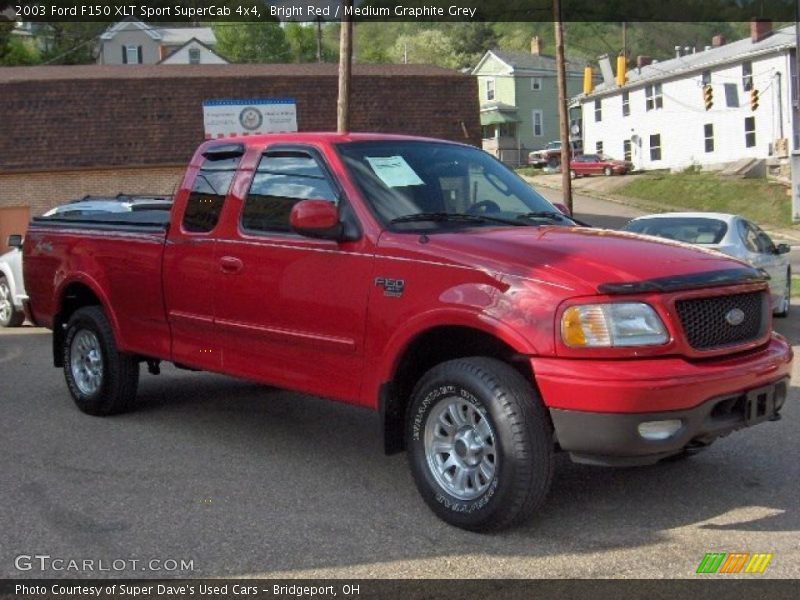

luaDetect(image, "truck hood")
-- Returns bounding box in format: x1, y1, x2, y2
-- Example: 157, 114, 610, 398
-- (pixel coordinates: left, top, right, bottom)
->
392, 226, 760, 295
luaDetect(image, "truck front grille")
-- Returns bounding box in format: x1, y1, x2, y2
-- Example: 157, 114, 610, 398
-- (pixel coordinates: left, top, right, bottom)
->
675, 290, 767, 351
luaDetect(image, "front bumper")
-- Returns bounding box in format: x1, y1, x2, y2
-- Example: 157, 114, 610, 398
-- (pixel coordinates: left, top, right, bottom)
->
550, 378, 789, 466
532, 334, 793, 466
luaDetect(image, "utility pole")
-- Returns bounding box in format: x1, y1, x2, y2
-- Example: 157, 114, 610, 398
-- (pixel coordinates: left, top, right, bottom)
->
316, 17, 323, 63
553, 0, 573, 213
622, 21, 627, 61
337, 0, 353, 133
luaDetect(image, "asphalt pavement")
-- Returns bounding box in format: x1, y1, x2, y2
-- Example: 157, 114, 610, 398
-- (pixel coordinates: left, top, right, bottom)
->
1, 197, 799, 579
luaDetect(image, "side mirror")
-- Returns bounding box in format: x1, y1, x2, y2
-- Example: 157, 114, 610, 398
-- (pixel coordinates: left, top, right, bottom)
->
553, 202, 572, 217
290, 200, 343, 241
7, 234, 22, 249
775, 243, 791, 255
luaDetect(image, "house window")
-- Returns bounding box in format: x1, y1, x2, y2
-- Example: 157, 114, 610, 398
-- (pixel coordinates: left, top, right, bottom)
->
596, 141, 603, 154
649, 134, 662, 161
704, 123, 714, 153
531, 77, 542, 91
594, 99, 602, 122
622, 91, 630, 116
701, 70, 711, 85
123, 45, 142, 64
188, 47, 201, 64
623, 139, 632, 161
486, 78, 495, 101
745, 117, 756, 148
742, 61, 753, 91
532, 110, 543, 137
645, 83, 663, 110
724, 83, 740, 107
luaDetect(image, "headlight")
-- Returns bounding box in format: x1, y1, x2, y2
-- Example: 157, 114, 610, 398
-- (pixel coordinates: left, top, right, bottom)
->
561, 302, 668, 348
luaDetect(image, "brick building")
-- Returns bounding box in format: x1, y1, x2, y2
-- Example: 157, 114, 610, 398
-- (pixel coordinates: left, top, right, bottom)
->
0, 63, 480, 240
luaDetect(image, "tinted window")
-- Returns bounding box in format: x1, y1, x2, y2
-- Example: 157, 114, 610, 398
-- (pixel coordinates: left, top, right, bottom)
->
624, 217, 728, 244
183, 155, 240, 233
241, 152, 336, 234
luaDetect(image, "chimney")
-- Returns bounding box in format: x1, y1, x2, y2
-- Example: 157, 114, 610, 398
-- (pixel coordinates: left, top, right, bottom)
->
597, 54, 614, 85
712, 34, 726, 47
751, 18, 772, 43
636, 55, 652, 68
530, 36, 542, 56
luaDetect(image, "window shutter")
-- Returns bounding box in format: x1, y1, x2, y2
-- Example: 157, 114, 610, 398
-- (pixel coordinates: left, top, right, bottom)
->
122, 46, 127, 64
137, 46, 143, 64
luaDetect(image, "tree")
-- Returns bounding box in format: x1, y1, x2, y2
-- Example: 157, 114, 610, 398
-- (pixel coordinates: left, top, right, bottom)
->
447, 23, 499, 68
39, 23, 105, 64
391, 29, 459, 68
1, 37, 39, 65
213, 20, 291, 63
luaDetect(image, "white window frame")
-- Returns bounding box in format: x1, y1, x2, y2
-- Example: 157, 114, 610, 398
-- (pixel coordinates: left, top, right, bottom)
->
125, 45, 140, 65
704, 123, 714, 153
531, 77, 543, 91
532, 109, 544, 137
649, 133, 662, 161
188, 47, 201, 64
645, 83, 663, 111
744, 116, 756, 148
594, 99, 602, 122
596, 141, 604, 154
486, 78, 495, 101
623, 139, 632, 161
622, 91, 630, 117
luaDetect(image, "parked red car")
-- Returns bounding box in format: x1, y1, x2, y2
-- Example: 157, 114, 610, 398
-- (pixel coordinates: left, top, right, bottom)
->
570, 153, 633, 178
23, 133, 792, 532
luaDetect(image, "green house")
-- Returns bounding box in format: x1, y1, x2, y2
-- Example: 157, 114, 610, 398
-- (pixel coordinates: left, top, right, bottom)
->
472, 40, 586, 165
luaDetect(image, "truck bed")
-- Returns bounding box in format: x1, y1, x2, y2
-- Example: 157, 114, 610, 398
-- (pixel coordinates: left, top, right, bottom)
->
24, 216, 171, 360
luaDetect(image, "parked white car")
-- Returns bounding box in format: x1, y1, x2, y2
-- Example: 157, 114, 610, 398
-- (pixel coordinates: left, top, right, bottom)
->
623, 212, 791, 317
0, 237, 25, 327
0, 196, 172, 327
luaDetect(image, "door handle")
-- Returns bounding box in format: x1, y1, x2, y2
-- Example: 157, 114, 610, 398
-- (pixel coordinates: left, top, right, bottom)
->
219, 256, 243, 274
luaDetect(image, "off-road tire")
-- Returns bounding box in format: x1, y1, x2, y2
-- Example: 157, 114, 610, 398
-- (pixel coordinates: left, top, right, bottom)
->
406, 357, 553, 532
63, 306, 139, 415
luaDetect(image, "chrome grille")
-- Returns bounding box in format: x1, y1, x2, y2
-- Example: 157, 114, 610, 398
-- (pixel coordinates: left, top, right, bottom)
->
675, 291, 766, 351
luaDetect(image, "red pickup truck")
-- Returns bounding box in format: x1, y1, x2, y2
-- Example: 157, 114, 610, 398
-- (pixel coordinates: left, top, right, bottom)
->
23, 133, 792, 532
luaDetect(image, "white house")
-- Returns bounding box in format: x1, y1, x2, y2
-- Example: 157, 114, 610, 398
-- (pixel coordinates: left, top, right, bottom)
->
98, 18, 226, 65
579, 20, 798, 172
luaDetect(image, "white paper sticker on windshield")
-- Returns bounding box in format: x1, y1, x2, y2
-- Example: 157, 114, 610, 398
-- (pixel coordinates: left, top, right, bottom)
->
365, 156, 425, 188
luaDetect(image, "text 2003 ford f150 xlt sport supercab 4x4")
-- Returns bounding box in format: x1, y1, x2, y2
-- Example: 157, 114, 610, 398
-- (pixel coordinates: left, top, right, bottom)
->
23, 133, 792, 531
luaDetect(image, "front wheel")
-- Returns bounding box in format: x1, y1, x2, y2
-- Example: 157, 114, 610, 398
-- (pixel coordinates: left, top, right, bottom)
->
63, 306, 139, 415
603, 166, 613, 176
569, 170, 577, 180
406, 358, 553, 532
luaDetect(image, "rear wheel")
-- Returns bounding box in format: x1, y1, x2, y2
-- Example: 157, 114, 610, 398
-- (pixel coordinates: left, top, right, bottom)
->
603, 166, 613, 176
569, 170, 577, 179
63, 306, 139, 415
774, 269, 791, 318
0, 276, 24, 328
406, 357, 553, 532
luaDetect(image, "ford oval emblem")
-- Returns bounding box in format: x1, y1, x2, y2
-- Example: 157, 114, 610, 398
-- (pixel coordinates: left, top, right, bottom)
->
725, 308, 746, 326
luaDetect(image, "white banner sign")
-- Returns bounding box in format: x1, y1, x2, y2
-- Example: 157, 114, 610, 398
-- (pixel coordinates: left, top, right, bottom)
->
203, 98, 298, 139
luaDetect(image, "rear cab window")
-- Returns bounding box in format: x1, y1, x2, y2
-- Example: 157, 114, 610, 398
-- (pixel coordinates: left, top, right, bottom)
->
182, 152, 242, 234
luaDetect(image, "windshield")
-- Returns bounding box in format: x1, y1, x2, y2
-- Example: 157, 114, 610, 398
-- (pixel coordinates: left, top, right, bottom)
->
623, 217, 728, 245
337, 141, 570, 230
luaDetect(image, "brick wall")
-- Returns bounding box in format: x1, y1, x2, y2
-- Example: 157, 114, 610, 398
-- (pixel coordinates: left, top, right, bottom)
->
0, 64, 481, 211
0, 166, 185, 215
